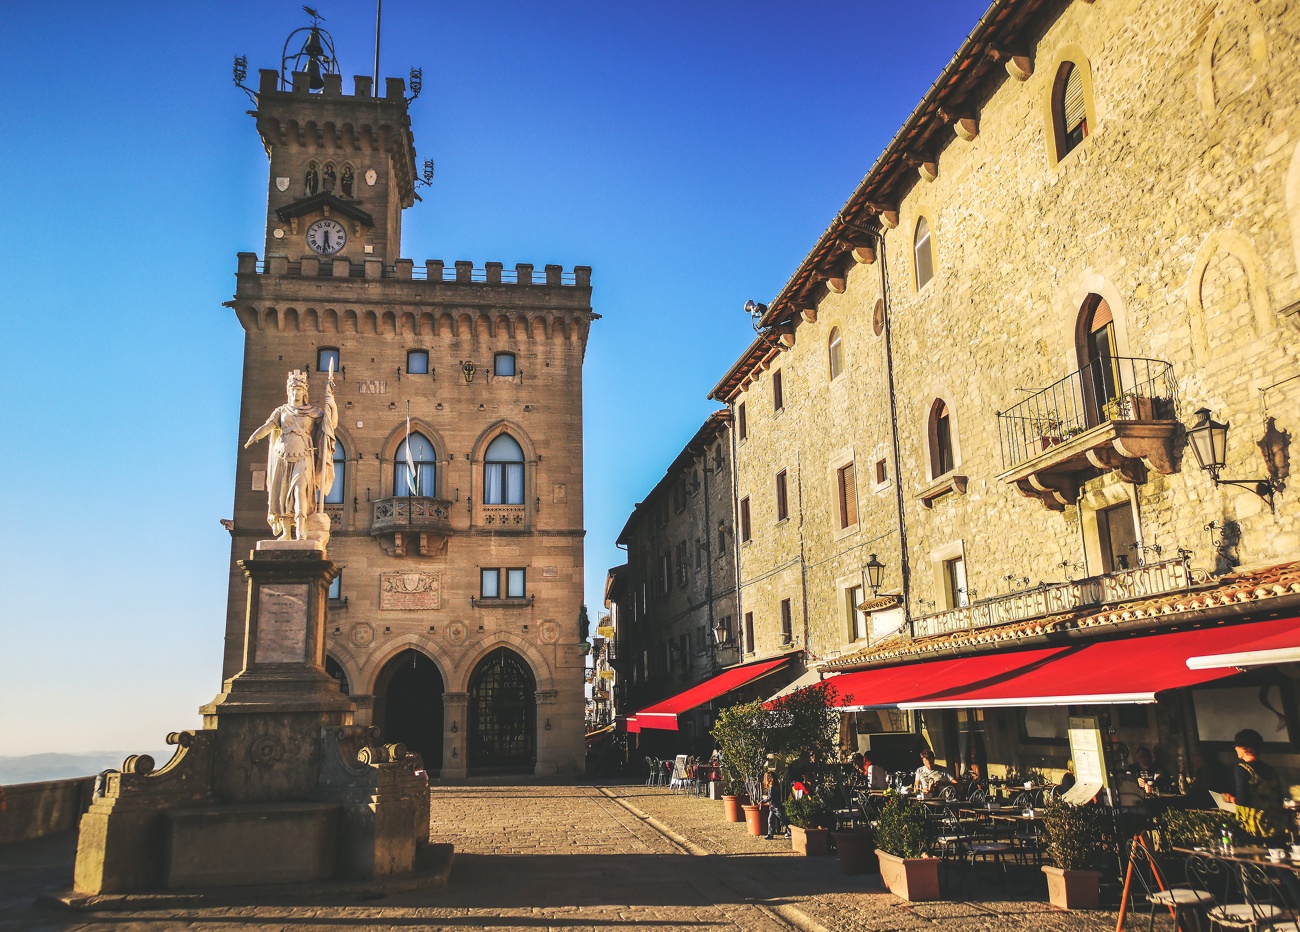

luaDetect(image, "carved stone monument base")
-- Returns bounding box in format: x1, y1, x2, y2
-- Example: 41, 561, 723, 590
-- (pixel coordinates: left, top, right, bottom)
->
68, 546, 442, 897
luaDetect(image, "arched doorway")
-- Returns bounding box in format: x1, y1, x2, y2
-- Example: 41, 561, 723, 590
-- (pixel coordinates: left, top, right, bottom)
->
468, 647, 537, 775
375, 649, 444, 776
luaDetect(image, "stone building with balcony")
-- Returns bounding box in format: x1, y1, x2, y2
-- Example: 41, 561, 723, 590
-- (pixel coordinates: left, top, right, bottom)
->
605, 411, 751, 751
222, 64, 594, 779
709, 0, 1300, 780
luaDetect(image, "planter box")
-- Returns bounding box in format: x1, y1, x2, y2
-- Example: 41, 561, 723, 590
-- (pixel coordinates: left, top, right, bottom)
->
830, 830, 877, 874
722, 795, 747, 823
742, 803, 768, 836
876, 849, 941, 901
1042, 865, 1101, 910
790, 825, 831, 856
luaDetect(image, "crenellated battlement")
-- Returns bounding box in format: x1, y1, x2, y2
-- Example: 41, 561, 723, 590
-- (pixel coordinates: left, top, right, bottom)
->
237, 253, 591, 288
256, 68, 408, 103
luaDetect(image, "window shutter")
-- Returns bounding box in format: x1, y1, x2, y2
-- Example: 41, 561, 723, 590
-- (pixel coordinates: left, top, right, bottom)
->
1063, 65, 1086, 133
1089, 297, 1112, 331
839, 463, 858, 528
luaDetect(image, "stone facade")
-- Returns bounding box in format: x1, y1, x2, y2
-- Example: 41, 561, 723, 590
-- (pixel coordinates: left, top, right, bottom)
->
703, 0, 1300, 778
606, 412, 741, 746
224, 70, 594, 779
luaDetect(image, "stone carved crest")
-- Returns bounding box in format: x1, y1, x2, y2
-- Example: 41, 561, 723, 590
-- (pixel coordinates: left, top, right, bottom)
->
365, 168, 377, 186
539, 621, 560, 644
379, 572, 441, 611
446, 621, 468, 645
350, 622, 374, 648
248, 735, 285, 767
275, 176, 290, 191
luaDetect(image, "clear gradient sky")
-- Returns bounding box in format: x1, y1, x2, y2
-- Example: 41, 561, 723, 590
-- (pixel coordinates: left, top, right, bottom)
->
0, 0, 988, 755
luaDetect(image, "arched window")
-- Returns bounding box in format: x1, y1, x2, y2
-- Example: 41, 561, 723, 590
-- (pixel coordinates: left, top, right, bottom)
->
321, 162, 337, 194
304, 161, 319, 196
1054, 62, 1089, 158
325, 440, 346, 504
1077, 295, 1119, 423
340, 165, 355, 198
484, 434, 525, 505
828, 327, 844, 380
914, 217, 934, 290
395, 432, 437, 497
929, 400, 955, 478
494, 352, 516, 377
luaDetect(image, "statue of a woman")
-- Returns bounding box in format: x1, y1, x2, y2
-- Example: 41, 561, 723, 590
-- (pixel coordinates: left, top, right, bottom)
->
244, 368, 337, 543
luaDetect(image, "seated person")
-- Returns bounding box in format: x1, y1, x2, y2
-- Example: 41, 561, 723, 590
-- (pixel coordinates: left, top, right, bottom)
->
913, 749, 952, 796
1185, 746, 1230, 809
1126, 746, 1170, 795
862, 754, 888, 790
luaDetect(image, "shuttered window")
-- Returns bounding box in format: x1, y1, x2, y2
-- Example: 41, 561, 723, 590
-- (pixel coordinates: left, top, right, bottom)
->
775, 470, 789, 521
914, 217, 934, 290
837, 462, 858, 529
1057, 62, 1089, 157
740, 496, 751, 542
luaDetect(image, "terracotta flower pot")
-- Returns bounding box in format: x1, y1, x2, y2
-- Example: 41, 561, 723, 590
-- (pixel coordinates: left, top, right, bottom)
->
830, 830, 878, 874
721, 794, 748, 822
742, 803, 768, 836
791, 825, 831, 856
876, 849, 941, 901
1042, 865, 1101, 910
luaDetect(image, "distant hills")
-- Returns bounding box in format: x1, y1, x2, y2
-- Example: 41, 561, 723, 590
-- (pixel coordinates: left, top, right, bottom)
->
0, 752, 171, 786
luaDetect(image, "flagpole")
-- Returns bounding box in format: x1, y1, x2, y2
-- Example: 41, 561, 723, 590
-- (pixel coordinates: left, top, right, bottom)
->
373, 0, 382, 97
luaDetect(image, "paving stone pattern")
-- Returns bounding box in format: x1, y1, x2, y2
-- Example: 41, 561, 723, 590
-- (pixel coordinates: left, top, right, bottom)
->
0, 784, 1160, 931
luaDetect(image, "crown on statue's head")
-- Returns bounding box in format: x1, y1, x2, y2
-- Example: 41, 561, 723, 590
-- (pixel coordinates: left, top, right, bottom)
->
287, 370, 308, 390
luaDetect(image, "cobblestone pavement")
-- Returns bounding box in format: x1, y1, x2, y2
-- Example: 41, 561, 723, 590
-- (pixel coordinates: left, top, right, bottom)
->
0, 783, 1155, 931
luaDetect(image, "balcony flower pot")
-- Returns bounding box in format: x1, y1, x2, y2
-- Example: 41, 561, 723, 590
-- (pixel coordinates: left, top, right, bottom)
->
722, 794, 747, 823
1042, 865, 1102, 910
831, 830, 878, 874
876, 849, 941, 901
742, 802, 768, 836
791, 825, 831, 856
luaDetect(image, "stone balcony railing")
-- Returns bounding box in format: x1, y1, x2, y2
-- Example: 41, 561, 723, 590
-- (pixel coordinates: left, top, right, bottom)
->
996, 357, 1182, 510
370, 496, 453, 557
912, 557, 1193, 639
481, 504, 528, 530
240, 253, 589, 287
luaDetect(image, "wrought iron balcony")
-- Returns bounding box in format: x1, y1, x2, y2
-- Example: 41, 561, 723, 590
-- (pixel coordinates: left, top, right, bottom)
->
370, 496, 453, 557
996, 357, 1181, 510
913, 557, 1193, 639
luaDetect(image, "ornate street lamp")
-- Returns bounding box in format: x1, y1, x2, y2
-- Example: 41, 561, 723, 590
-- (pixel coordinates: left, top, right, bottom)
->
865, 553, 886, 596
1185, 407, 1279, 511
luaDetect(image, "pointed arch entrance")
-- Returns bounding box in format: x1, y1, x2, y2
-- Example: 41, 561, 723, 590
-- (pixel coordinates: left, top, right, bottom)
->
374, 648, 444, 776
467, 647, 537, 775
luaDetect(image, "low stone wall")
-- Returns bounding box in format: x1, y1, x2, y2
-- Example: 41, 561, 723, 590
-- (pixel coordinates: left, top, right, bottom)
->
1, 777, 94, 844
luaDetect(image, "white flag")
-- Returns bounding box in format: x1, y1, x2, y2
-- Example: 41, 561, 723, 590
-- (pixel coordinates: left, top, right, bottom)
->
404, 402, 416, 495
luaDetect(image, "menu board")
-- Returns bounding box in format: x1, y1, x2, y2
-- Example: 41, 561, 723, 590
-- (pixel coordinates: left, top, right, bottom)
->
1062, 715, 1108, 805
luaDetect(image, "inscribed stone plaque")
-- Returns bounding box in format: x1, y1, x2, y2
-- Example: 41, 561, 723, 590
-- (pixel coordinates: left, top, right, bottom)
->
255, 584, 309, 664
379, 572, 441, 611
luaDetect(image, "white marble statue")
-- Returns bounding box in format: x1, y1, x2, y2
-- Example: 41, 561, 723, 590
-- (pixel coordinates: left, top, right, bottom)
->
244, 367, 338, 546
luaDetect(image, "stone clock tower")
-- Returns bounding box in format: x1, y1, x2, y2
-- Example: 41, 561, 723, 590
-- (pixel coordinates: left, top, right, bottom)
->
223, 35, 595, 780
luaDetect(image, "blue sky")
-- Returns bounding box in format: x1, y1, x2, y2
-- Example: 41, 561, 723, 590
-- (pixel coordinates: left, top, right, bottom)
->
0, 0, 987, 754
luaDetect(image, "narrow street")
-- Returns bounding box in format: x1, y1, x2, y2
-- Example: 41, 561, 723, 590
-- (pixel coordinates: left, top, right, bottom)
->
0, 783, 1138, 931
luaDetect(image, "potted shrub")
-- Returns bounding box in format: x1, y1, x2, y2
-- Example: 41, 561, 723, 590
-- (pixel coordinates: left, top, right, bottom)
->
873, 794, 940, 900
719, 774, 747, 823
1041, 801, 1109, 909
712, 701, 775, 828
784, 794, 833, 856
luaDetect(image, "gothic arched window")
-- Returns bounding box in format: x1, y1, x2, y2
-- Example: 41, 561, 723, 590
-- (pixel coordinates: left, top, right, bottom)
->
395, 432, 437, 497
929, 400, 955, 478
484, 434, 525, 505
325, 440, 346, 504
1053, 61, 1089, 158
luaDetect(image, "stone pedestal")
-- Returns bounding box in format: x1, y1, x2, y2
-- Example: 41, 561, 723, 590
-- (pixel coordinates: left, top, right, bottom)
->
70, 543, 440, 897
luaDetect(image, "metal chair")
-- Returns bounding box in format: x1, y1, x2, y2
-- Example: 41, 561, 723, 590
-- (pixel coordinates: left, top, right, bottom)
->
1127, 842, 1214, 932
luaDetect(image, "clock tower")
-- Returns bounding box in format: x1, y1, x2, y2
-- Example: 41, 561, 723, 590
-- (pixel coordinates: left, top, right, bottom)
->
224, 24, 594, 781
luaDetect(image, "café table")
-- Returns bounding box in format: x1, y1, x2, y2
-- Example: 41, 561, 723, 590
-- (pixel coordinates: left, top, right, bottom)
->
1172, 845, 1300, 928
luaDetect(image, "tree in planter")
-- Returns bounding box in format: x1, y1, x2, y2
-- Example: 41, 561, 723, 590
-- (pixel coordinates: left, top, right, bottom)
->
769, 681, 840, 773
875, 794, 933, 858
711, 700, 778, 803
784, 793, 833, 830
1041, 801, 1112, 871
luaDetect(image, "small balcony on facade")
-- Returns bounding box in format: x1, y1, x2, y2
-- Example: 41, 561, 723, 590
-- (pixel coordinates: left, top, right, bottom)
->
996, 357, 1181, 510
370, 496, 453, 556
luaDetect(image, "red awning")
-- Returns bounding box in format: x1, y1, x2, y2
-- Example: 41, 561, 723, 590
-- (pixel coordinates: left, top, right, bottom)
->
825, 617, 1300, 710
633, 657, 791, 731
1186, 618, 1300, 670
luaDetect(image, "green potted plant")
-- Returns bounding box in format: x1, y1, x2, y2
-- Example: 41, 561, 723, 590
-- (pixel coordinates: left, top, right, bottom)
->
711, 701, 774, 832
873, 794, 939, 900
1041, 801, 1110, 909
1156, 809, 1223, 852
718, 773, 746, 823
784, 793, 833, 856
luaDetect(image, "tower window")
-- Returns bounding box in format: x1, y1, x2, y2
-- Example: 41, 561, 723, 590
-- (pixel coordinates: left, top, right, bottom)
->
494, 352, 517, 377
305, 162, 319, 196
340, 165, 355, 198
481, 568, 500, 599
484, 434, 525, 505
506, 568, 527, 599
914, 216, 934, 290
395, 432, 437, 497
407, 350, 429, 375
317, 347, 340, 373
325, 440, 346, 504
329, 571, 342, 601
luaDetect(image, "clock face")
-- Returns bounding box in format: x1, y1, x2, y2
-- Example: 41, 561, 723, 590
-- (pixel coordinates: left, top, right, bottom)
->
306, 219, 347, 255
